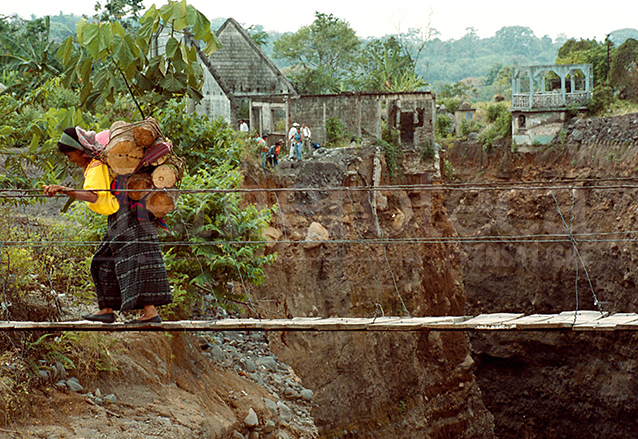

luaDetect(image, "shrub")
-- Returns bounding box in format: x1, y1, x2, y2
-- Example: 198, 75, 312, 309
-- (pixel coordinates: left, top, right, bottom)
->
478, 110, 512, 151
459, 119, 484, 137
326, 116, 348, 145
587, 85, 615, 115
485, 102, 508, 123
163, 166, 276, 317
376, 139, 403, 179
435, 113, 454, 139
442, 158, 455, 180
438, 97, 462, 113
419, 138, 436, 162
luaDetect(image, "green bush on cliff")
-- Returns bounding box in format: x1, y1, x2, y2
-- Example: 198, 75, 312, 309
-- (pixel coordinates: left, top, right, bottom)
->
478, 103, 512, 151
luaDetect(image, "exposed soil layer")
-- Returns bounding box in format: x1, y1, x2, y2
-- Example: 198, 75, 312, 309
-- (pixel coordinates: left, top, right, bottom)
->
444, 113, 638, 439
244, 147, 495, 438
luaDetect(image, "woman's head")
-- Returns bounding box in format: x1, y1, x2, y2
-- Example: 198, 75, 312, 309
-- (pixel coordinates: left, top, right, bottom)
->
58, 127, 92, 168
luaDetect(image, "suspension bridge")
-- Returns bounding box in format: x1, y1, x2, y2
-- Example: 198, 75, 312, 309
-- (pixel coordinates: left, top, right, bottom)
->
3, 178, 638, 333
2, 311, 638, 332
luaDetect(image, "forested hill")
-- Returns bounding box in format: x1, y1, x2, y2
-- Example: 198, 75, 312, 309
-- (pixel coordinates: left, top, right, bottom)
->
415, 27, 638, 85
46, 13, 638, 88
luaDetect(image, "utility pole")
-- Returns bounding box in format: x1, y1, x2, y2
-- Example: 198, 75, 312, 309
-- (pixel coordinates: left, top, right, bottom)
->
605, 34, 612, 83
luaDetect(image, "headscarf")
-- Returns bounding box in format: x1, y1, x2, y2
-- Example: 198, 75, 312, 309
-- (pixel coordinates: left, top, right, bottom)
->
58, 127, 106, 158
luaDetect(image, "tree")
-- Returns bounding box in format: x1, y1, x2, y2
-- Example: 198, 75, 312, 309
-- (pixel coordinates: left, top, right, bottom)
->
93, 0, 146, 27
556, 38, 609, 87
356, 36, 427, 92
609, 38, 638, 100
58, 0, 222, 118
0, 16, 63, 96
439, 80, 478, 102
273, 12, 360, 94
247, 24, 268, 48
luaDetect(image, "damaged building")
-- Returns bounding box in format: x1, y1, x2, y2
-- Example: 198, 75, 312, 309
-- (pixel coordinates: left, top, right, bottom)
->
156, 18, 436, 168
251, 91, 435, 148
190, 18, 297, 126
511, 64, 593, 147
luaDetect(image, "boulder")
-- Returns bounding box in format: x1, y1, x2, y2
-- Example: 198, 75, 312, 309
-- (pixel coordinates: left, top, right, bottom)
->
304, 222, 329, 249
244, 408, 259, 428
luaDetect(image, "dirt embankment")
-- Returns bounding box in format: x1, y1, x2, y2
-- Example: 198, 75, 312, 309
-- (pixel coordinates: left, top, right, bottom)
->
443, 112, 638, 439
243, 147, 495, 438
5, 332, 281, 439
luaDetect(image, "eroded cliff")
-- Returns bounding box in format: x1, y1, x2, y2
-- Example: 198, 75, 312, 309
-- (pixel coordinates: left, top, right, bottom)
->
244, 146, 495, 438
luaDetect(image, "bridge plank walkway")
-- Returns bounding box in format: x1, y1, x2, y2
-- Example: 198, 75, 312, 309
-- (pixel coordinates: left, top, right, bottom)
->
1, 311, 638, 332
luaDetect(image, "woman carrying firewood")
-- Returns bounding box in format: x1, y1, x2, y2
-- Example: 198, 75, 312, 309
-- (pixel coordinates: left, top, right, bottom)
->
43, 127, 172, 324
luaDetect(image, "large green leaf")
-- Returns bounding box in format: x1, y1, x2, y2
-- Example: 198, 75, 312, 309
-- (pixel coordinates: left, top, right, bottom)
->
159, 74, 186, 92
187, 6, 211, 41
81, 23, 101, 57
80, 57, 93, 84
165, 37, 180, 58
113, 34, 136, 74
97, 24, 114, 55
79, 82, 93, 106
57, 36, 74, 65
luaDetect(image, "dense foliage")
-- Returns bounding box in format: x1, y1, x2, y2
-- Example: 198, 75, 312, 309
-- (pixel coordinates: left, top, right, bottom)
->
0, 1, 275, 324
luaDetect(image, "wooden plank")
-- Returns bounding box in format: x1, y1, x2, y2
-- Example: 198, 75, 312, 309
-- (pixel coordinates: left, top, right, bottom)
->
514, 311, 606, 330
574, 313, 638, 331
508, 314, 556, 330
455, 313, 524, 329
311, 317, 380, 330
368, 316, 468, 331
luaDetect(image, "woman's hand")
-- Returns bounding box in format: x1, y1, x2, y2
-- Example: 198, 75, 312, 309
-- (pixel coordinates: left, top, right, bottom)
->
42, 185, 98, 203
42, 184, 70, 197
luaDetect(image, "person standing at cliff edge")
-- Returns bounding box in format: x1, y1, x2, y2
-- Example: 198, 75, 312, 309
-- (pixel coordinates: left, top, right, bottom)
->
287, 122, 299, 160
301, 123, 312, 158
43, 127, 173, 324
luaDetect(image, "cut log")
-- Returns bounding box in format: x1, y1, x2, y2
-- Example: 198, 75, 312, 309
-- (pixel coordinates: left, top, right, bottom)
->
151, 156, 185, 188
104, 121, 145, 175
152, 164, 180, 189
126, 173, 153, 200
132, 117, 162, 148
146, 190, 178, 217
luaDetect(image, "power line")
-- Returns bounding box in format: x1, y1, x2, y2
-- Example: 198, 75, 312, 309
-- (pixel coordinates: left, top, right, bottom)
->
4, 178, 638, 198
3, 231, 638, 247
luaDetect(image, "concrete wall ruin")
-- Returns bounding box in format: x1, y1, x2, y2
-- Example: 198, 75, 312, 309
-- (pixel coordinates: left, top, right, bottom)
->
275, 91, 436, 148
511, 110, 570, 149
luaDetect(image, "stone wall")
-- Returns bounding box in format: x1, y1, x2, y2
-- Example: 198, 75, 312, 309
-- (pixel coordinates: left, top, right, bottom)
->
287, 92, 435, 147
553, 112, 638, 146
288, 93, 382, 145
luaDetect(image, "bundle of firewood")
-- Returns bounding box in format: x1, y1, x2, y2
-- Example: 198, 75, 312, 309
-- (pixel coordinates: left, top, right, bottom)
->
102, 117, 186, 218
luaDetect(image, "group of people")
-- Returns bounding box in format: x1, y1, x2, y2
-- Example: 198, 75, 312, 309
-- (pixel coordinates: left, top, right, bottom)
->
287, 122, 312, 161
256, 134, 282, 168
245, 120, 313, 167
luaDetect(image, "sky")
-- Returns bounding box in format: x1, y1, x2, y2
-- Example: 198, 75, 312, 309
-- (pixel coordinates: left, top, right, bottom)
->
5, 0, 638, 42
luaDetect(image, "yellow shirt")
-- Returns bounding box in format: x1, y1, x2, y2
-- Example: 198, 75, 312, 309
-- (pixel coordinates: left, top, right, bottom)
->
83, 159, 119, 216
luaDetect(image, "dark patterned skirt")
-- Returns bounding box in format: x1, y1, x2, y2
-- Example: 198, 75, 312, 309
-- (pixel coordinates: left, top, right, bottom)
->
90, 203, 172, 311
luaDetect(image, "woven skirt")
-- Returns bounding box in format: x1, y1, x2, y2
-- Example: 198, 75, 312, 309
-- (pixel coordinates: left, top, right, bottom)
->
90, 203, 172, 311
